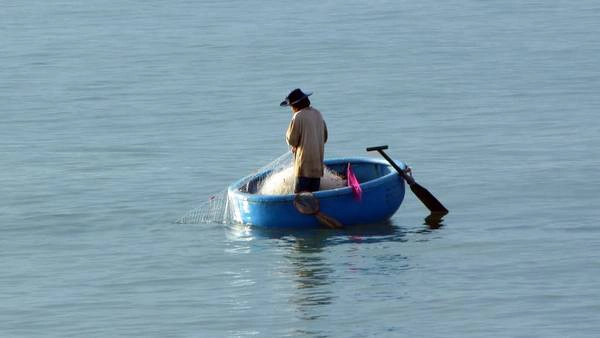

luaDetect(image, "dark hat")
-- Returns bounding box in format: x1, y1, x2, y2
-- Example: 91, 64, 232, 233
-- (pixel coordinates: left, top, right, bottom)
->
280, 88, 313, 107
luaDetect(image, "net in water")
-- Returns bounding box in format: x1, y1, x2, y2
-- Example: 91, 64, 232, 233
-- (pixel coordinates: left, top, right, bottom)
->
176, 151, 293, 224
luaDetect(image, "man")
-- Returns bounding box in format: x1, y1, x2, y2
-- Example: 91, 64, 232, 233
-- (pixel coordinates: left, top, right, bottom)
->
281, 88, 328, 193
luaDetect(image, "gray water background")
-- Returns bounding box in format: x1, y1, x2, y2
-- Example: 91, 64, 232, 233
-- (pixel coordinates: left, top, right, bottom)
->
1, 0, 600, 337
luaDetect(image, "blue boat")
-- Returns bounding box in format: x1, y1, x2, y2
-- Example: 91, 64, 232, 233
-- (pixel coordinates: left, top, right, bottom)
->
227, 157, 406, 228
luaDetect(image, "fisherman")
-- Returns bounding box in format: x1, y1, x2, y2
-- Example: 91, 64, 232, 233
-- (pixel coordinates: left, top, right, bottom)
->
281, 88, 328, 193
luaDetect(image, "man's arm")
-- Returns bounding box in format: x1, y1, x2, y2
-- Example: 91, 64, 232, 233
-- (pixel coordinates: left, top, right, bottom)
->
286, 116, 301, 147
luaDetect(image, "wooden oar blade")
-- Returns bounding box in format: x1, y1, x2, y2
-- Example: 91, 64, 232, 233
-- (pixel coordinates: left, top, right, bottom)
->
293, 192, 320, 215
316, 212, 343, 229
294, 192, 344, 228
367, 145, 449, 214
410, 183, 448, 214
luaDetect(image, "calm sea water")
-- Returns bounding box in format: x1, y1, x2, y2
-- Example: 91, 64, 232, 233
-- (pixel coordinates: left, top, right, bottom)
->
2, 1, 600, 337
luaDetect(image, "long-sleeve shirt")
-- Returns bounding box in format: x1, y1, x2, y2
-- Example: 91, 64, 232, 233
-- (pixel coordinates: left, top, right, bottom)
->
286, 107, 328, 178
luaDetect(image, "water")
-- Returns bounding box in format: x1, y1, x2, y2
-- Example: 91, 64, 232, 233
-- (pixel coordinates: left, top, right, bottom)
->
2, 0, 600, 336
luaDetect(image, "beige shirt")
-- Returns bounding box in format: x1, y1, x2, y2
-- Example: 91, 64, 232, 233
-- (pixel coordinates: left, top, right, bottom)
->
286, 107, 328, 178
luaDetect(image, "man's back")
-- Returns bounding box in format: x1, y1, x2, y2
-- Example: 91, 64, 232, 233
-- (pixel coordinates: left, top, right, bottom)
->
286, 107, 328, 178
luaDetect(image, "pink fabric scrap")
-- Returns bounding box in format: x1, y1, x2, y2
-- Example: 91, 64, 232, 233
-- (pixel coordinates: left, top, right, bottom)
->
347, 163, 362, 201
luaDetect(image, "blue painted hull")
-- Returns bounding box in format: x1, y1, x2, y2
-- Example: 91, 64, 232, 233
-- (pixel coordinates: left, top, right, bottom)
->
227, 157, 405, 228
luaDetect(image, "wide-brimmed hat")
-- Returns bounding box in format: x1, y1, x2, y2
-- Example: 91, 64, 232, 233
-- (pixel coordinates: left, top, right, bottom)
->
280, 88, 313, 107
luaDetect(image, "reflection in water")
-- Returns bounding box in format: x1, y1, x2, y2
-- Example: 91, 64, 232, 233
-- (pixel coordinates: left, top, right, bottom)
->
246, 220, 404, 243
286, 237, 334, 321
223, 223, 253, 254
241, 222, 409, 325
222, 219, 441, 332
424, 212, 447, 230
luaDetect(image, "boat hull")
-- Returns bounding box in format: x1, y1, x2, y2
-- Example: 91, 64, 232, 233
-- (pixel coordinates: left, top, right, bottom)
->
227, 157, 405, 228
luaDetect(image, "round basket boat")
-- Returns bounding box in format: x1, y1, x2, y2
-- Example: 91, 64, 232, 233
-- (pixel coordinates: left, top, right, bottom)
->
227, 157, 406, 228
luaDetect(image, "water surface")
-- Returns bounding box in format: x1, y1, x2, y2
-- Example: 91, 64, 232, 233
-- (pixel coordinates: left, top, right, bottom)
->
1, 0, 599, 337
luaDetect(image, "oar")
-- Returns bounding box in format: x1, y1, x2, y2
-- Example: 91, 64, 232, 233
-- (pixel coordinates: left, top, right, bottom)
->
293, 192, 343, 229
367, 145, 448, 214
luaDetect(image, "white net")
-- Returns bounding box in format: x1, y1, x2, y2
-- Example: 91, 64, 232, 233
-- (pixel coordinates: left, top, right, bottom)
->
176, 189, 233, 224
176, 150, 350, 224
258, 166, 345, 195
176, 151, 294, 224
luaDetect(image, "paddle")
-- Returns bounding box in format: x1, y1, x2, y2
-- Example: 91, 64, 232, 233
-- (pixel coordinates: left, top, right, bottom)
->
293, 192, 343, 229
367, 145, 448, 214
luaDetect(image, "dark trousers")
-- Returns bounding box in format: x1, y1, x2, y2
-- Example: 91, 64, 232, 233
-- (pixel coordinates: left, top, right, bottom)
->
294, 177, 321, 193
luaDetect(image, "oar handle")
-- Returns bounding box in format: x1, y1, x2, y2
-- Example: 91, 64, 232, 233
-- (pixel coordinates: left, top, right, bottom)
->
366, 145, 388, 152
366, 145, 415, 185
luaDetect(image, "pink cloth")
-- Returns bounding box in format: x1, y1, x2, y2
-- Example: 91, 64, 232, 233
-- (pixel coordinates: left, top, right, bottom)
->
347, 163, 362, 201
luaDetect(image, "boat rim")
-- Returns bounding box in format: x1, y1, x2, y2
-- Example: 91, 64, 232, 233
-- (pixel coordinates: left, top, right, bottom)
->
228, 156, 405, 202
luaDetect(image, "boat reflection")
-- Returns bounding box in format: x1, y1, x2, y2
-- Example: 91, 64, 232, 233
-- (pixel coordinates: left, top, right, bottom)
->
222, 215, 449, 245
285, 237, 334, 322
240, 220, 403, 242
224, 221, 410, 322
224, 213, 446, 244
222, 217, 443, 327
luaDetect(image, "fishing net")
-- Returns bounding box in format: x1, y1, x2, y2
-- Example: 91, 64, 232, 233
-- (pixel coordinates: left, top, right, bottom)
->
258, 166, 345, 195
176, 151, 294, 224
176, 189, 233, 224
176, 150, 348, 224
